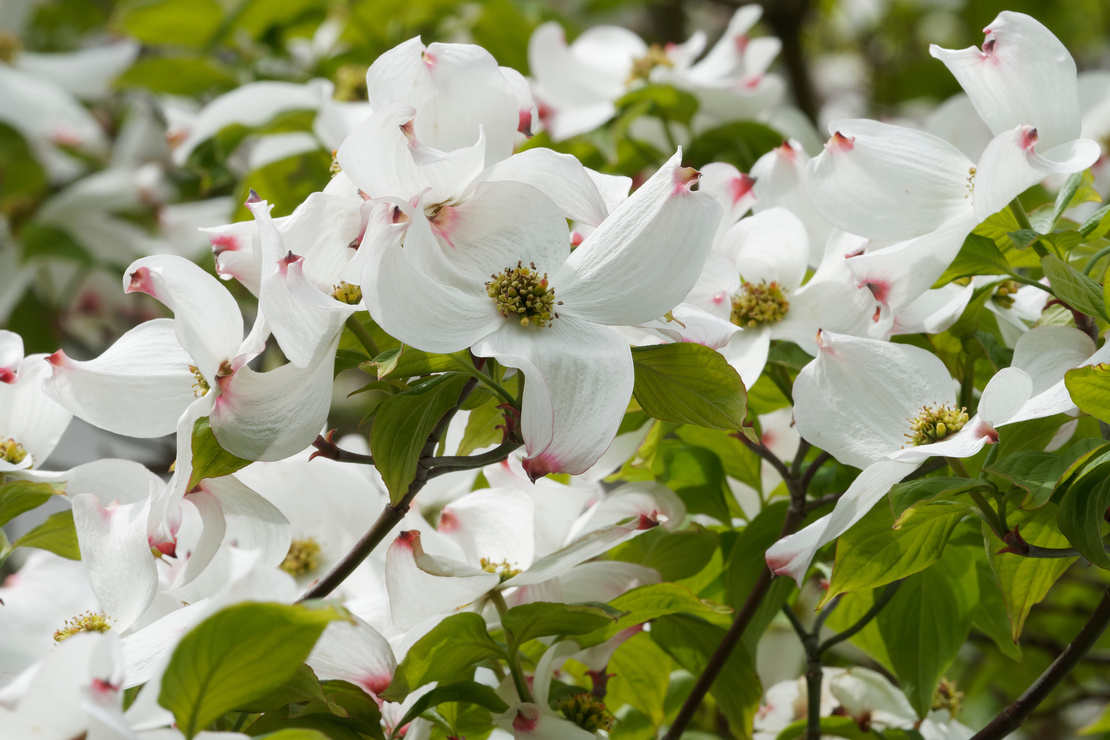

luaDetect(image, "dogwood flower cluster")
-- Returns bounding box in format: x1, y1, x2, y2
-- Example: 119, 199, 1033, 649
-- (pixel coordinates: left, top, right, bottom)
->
2, 5, 1110, 740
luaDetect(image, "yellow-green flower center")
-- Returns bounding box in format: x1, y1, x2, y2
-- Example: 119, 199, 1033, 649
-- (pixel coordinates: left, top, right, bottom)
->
730, 281, 790, 328
280, 538, 322, 577
906, 403, 969, 446
932, 678, 964, 715
333, 64, 367, 102
480, 557, 522, 583
0, 437, 27, 465
189, 365, 210, 398
486, 261, 560, 328
627, 44, 673, 85
557, 692, 617, 732
332, 281, 362, 305
330, 149, 342, 176
0, 32, 20, 64
54, 611, 112, 642
991, 280, 1020, 310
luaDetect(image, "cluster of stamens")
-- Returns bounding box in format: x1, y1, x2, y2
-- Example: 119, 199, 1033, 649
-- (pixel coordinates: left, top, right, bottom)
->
0, 32, 20, 64
627, 45, 673, 84
965, 166, 976, 197
332, 282, 363, 305
730, 280, 790, 328
479, 557, 522, 582
486, 262, 560, 328
333, 64, 368, 102
906, 403, 969, 446
0, 437, 27, 465
189, 365, 210, 398
932, 678, 964, 715
280, 538, 322, 577
557, 693, 617, 732
53, 611, 112, 642
991, 280, 1020, 309
330, 150, 342, 176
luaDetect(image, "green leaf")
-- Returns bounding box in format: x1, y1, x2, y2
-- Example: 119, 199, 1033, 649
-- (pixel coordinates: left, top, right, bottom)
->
115, 55, 236, 95
934, 233, 1013, 286
878, 546, 977, 717
970, 554, 1022, 661
13, 510, 80, 559
0, 480, 59, 526
983, 451, 1061, 509
1049, 170, 1101, 232
455, 394, 505, 457
233, 149, 333, 220
888, 477, 992, 520
615, 84, 699, 126
776, 716, 872, 740
231, 0, 324, 39
608, 523, 719, 582
371, 373, 470, 504
254, 730, 334, 740
606, 632, 673, 730
1041, 254, 1110, 322
1065, 363, 1110, 425
388, 681, 509, 740
984, 503, 1076, 641
651, 614, 761, 738
189, 416, 252, 489
1006, 229, 1039, 251
685, 121, 783, 172
0, 123, 47, 212
158, 601, 349, 739
823, 587, 892, 670
381, 613, 506, 702
20, 221, 93, 265
365, 346, 474, 381
114, 0, 222, 48
235, 664, 337, 714
1080, 204, 1110, 239
660, 445, 731, 522
502, 602, 624, 649
675, 425, 761, 492
725, 501, 795, 651
573, 582, 732, 648
631, 344, 747, 430
1079, 701, 1110, 735
1058, 475, 1110, 569
823, 502, 972, 606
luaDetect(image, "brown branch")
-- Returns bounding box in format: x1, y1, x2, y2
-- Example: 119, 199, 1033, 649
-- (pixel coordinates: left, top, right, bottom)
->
297, 378, 481, 601
971, 587, 1110, 740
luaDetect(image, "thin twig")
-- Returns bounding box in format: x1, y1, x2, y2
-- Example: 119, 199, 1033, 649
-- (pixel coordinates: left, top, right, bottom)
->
297, 378, 482, 601
818, 580, 902, 655
662, 501, 807, 739
971, 588, 1110, 740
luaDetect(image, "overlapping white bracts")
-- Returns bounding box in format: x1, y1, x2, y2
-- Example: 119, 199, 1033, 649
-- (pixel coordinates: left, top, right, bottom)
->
528, 5, 781, 141
804, 12, 1100, 325
0, 331, 72, 474
767, 327, 1110, 585
360, 151, 719, 477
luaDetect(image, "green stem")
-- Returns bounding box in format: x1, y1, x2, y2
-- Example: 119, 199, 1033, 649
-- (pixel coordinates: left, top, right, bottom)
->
1008, 197, 1049, 254
491, 590, 533, 703
1084, 245, 1110, 277
969, 487, 1005, 538
344, 316, 380, 357
946, 457, 971, 479
817, 580, 903, 655
979, 444, 1000, 479
456, 364, 517, 408
425, 440, 524, 479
